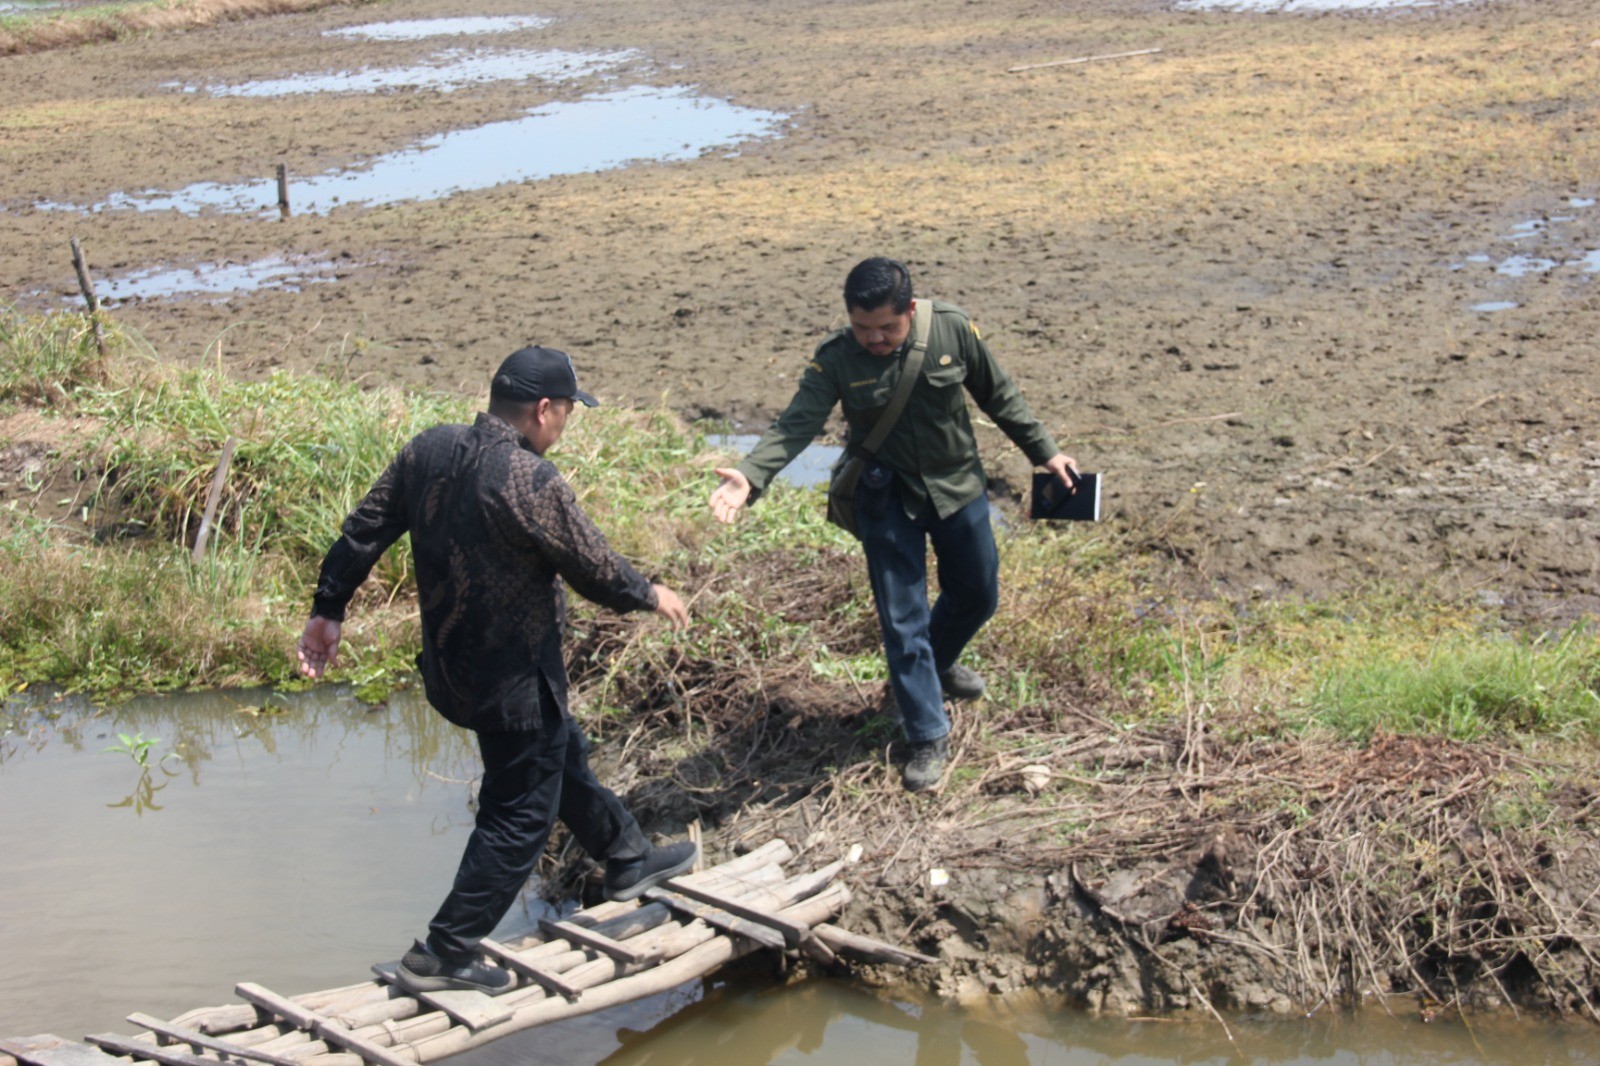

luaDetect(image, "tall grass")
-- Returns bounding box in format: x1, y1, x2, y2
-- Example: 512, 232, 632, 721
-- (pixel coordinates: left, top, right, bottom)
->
0, 518, 299, 690
76, 363, 466, 586
0, 306, 112, 405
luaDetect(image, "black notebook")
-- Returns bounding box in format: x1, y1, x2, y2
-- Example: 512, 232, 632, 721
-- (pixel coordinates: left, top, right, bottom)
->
1030, 471, 1101, 522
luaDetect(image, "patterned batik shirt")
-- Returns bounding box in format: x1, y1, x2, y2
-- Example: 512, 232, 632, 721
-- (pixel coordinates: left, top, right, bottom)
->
312, 413, 658, 732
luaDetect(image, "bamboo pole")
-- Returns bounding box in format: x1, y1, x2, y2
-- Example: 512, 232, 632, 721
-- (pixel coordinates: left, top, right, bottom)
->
1007, 47, 1161, 73
68, 236, 107, 356
192, 436, 239, 562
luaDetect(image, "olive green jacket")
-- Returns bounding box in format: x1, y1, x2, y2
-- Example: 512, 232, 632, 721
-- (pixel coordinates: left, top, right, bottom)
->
735, 300, 1061, 520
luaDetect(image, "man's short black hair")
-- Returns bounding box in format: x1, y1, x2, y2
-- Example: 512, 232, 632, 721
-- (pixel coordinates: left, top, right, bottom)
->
844, 257, 914, 315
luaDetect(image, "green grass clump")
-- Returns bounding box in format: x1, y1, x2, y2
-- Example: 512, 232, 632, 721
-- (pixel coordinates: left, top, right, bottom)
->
1306, 626, 1600, 742
0, 306, 112, 405
0, 518, 299, 691
77, 361, 466, 586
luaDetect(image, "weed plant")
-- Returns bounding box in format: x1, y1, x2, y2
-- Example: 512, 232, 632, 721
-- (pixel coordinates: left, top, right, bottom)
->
0, 306, 112, 405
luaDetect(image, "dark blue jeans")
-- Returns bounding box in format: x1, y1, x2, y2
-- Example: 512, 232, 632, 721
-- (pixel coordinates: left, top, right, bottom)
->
856, 471, 999, 745
425, 678, 648, 963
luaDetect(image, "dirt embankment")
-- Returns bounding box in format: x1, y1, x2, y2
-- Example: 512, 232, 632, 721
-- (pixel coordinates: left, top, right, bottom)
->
589, 656, 1600, 1021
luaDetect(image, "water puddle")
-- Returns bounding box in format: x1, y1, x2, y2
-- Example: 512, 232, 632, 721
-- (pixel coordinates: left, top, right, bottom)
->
1173, 0, 1468, 12
50, 86, 786, 217
326, 16, 554, 41
1452, 196, 1598, 312
1493, 253, 1559, 277
174, 48, 636, 97
0, 685, 504, 1037
82, 255, 345, 303
706, 434, 842, 489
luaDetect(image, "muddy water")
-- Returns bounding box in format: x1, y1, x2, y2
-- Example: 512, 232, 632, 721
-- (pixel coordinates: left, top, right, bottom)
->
0, 685, 497, 1037
452, 978, 1597, 1065
4, 689, 1593, 1062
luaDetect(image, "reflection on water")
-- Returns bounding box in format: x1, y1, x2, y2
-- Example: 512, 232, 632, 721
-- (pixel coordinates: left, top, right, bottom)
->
0, 684, 497, 1037
327, 16, 554, 41
177, 48, 635, 97
452, 977, 1600, 1066
1494, 254, 1559, 277
706, 434, 841, 489
49, 86, 785, 217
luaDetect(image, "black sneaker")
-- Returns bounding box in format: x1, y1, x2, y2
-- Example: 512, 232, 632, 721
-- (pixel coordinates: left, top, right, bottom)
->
604, 840, 699, 902
396, 940, 513, 996
938, 664, 986, 701
902, 735, 949, 792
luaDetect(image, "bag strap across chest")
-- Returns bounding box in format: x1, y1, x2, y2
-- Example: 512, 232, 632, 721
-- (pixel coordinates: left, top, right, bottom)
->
858, 298, 934, 458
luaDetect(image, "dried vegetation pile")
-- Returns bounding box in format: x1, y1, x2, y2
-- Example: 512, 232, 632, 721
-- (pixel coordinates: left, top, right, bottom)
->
559, 545, 1600, 1021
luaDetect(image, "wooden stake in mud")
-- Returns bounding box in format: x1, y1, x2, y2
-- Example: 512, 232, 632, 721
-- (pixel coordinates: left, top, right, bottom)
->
68, 236, 107, 356
192, 436, 239, 562
1007, 47, 1161, 74
276, 164, 290, 219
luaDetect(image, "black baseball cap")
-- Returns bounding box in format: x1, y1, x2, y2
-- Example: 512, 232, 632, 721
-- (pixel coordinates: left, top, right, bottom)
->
490, 345, 599, 407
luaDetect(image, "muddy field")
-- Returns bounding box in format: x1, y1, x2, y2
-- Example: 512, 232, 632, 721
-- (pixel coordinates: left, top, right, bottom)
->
4, 0, 1599, 618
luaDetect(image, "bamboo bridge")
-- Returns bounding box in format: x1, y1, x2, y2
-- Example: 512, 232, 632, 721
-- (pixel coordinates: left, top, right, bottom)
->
2, 840, 932, 1066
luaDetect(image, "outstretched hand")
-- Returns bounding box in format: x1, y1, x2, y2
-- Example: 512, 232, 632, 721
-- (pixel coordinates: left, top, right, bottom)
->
296, 616, 343, 679
709, 467, 752, 524
651, 584, 691, 629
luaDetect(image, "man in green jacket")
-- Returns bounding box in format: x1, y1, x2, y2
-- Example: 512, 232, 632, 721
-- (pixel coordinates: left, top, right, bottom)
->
709, 258, 1078, 791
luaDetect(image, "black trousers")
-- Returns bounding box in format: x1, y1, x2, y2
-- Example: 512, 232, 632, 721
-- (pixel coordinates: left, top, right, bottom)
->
425, 688, 648, 963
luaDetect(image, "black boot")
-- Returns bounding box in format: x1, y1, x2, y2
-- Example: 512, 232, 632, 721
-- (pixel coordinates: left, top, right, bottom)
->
902, 735, 949, 792
938, 664, 986, 701
396, 940, 513, 996
603, 840, 699, 901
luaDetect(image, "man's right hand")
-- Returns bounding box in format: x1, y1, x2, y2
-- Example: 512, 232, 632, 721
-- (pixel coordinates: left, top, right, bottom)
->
709, 468, 751, 524
651, 584, 690, 629
297, 616, 343, 679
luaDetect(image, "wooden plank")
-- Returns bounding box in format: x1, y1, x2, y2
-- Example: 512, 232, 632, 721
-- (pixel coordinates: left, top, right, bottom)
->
812, 923, 939, 966
369, 964, 514, 1032
233, 984, 414, 1066
478, 939, 583, 1002
86, 1033, 213, 1066
0, 1037, 129, 1066
537, 918, 649, 965
640, 888, 786, 951
125, 1014, 302, 1066
659, 879, 813, 947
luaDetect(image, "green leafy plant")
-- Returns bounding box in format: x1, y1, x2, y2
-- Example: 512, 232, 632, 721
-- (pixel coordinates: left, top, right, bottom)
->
101, 731, 160, 765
